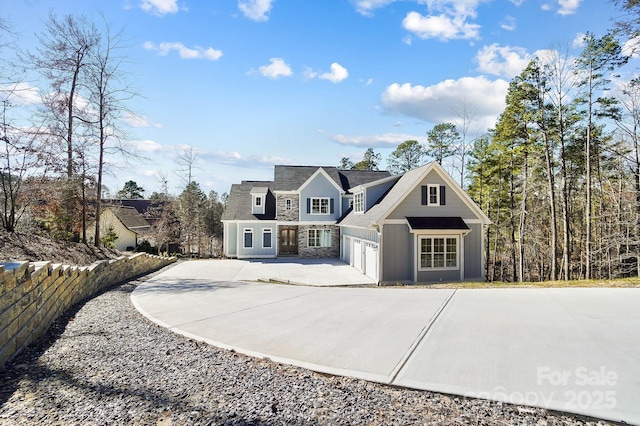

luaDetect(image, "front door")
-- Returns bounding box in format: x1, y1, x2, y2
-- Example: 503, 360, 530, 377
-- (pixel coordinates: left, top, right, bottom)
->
279, 227, 298, 255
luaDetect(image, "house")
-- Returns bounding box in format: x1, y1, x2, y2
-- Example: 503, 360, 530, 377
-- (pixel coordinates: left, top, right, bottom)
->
222, 162, 490, 283
86, 205, 151, 251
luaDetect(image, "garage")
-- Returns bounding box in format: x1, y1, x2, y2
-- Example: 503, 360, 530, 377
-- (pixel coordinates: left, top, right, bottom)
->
364, 242, 378, 281
352, 238, 362, 271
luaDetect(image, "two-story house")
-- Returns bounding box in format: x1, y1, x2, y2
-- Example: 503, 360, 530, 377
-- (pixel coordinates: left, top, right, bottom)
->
222, 162, 490, 283
222, 165, 390, 260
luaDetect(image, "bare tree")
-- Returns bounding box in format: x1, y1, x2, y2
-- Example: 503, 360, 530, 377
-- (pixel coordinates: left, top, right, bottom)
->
28, 13, 99, 237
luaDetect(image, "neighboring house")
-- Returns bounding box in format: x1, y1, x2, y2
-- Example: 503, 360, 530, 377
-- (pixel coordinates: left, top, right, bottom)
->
222, 162, 490, 283
86, 205, 151, 251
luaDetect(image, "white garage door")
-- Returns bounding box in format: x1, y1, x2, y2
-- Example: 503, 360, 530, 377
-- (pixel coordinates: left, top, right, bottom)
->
365, 242, 378, 280
353, 239, 362, 271
342, 236, 351, 264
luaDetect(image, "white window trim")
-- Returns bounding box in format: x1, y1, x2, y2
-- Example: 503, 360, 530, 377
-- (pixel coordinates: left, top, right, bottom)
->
353, 192, 364, 214
243, 228, 254, 249
262, 228, 272, 249
254, 196, 262, 206
427, 184, 440, 206
285, 198, 292, 210
310, 197, 331, 215
418, 235, 459, 271
308, 228, 332, 247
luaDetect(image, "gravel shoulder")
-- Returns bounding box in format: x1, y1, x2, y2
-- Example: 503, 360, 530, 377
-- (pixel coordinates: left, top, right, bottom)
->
0, 271, 616, 425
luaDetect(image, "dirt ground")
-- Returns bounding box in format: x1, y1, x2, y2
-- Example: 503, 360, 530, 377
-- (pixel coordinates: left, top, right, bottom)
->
0, 229, 121, 266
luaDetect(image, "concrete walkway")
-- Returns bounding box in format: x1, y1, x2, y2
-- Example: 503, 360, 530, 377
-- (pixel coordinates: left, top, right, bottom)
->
131, 260, 640, 425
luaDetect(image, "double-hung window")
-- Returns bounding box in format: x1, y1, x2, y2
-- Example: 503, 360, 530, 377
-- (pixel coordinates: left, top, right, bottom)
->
311, 197, 330, 215
420, 236, 458, 269
262, 228, 272, 248
308, 229, 331, 247
353, 192, 364, 213
243, 228, 253, 249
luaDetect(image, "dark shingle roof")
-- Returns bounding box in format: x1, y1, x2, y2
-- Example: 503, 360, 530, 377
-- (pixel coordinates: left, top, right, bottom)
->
221, 181, 276, 221
273, 165, 390, 192
109, 206, 151, 234
407, 217, 469, 230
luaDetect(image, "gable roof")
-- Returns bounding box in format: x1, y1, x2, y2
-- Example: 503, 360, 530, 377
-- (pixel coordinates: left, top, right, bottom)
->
107, 206, 151, 234
339, 162, 490, 228
273, 165, 390, 192
221, 181, 276, 221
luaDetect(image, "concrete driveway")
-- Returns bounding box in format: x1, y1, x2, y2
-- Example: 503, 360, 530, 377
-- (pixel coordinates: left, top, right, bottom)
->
131, 260, 640, 425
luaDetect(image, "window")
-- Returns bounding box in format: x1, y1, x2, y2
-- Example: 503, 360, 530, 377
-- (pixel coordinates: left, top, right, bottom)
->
243, 229, 253, 248
310, 197, 330, 215
308, 229, 331, 247
255, 196, 262, 207
420, 236, 458, 269
354, 192, 364, 213
262, 228, 272, 248
421, 185, 446, 206
285, 198, 292, 210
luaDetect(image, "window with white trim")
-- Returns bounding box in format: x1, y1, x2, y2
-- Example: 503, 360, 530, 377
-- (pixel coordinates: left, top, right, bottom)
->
285, 198, 292, 210
419, 236, 458, 269
308, 229, 331, 247
311, 197, 330, 215
354, 192, 364, 213
255, 196, 262, 206
243, 228, 253, 248
262, 228, 272, 248
428, 185, 439, 206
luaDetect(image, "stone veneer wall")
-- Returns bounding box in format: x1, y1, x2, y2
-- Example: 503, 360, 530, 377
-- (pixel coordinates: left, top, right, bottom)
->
0, 253, 175, 368
298, 225, 340, 258
275, 194, 299, 221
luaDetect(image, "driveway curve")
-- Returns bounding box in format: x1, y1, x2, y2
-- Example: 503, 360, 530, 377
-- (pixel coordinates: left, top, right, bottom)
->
132, 260, 640, 425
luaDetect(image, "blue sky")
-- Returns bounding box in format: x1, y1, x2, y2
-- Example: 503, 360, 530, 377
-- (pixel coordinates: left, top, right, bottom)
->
1, 0, 630, 197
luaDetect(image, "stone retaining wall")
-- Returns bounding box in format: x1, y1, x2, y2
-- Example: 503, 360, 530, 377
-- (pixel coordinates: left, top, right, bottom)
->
0, 253, 175, 368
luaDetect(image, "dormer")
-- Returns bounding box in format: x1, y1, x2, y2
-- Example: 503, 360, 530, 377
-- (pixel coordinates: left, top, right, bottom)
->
251, 187, 269, 215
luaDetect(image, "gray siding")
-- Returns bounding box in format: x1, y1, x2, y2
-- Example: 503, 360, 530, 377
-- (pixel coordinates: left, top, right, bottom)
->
224, 222, 237, 257
417, 269, 460, 282
381, 224, 412, 282
236, 223, 277, 258
365, 180, 396, 209
341, 226, 379, 244
387, 171, 476, 220
464, 223, 484, 280
299, 174, 341, 222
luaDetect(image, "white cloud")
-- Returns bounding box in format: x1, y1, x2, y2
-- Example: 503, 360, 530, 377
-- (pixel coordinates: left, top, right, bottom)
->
557, 0, 582, 15
140, 0, 180, 15
258, 58, 293, 79
500, 16, 516, 31
238, 0, 274, 21
351, 0, 399, 16
623, 36, 640, 59
572, 32, 586, 48
130, 139, 165, 153
381, 76, 509, 130
319, 63, 349, 83
143, 41, 223, 61
0, 82, 40, 105
332, 133, 424, 148
475, 44, 532, 78
123, 113, 163, 128
199, 149, 293, 167
402, 10, 480, 41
